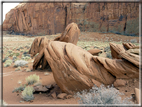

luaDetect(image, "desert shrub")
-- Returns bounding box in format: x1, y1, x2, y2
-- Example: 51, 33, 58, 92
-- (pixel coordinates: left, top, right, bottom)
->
21, 55, 31, 60
13, 52, 20, 57
21, 86, 35, 101
130, 39, 137, 43
8, 50, 12, 53
12, 85, 26, 93
14, 60, 28, 67
9, 52, 14, 57
4, 59, 13, 67
106, 52, 112, 59
75, 85, 133, 105
104, 46, 110, 52
20, 50, 24, 53
26, 74, 40, 85
3, 57, 9, 63
12, 56, 17, 62
23, 52, 31, 57
25, 45, 30, 49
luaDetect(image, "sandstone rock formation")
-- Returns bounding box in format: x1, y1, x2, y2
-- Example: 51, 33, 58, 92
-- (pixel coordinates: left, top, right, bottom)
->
87, 49, 102, 56
110, 42, 139, 67
134, 88, 140, 104
54, 22, 80, 45
32, 41, 139, 94
3, 2, 139, 36
28, 37, 50, 58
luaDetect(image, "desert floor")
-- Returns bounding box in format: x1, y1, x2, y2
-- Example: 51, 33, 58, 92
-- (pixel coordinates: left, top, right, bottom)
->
2, 32, 140, 105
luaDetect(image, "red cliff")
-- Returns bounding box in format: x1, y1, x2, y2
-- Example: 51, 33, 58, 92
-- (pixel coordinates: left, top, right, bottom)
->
3, 2, 139, 36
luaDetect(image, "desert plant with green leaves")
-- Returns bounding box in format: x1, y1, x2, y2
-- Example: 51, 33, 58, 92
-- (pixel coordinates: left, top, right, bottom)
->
20, 49, 24, 53
4, 59, 13, 67
26, 74, 40, 85
13, 52, 20, 57
106, 52, 112, 59
21, 86, 35, 101
3, 57, 9, 63
12, 55, 17, 62
21, 55, 31, 61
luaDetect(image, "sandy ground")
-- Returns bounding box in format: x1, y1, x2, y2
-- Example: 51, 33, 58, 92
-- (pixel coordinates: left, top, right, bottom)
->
2, 32, 140, 106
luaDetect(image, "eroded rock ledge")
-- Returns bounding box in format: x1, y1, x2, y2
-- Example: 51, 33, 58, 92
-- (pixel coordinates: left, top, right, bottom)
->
3, 2, 139, 36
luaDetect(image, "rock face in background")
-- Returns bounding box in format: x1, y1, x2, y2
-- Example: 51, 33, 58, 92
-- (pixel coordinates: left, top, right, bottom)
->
3, 2, 139, 36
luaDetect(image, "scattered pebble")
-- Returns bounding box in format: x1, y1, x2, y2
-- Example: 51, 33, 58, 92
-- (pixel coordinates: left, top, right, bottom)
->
51, 92, 57, 99
26, 68, 31, 72
19, 101, 24, 103
18, 80, 22, 84
15, 67, 21, 71
44, 72, 49, 76
57, 93, 67, 99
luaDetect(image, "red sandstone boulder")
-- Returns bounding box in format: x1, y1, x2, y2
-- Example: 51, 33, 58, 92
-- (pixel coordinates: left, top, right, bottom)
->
113, 79, 127, 87
134, 88, 140, 104
110, 42, 139, 67
57, 93, 67, 99
33, 41, 139, 94
54, 22, 80, 45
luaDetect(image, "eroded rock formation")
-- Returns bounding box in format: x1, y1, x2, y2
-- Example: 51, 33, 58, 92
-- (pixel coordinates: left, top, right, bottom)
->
32, 40, 139, 94
110, 42, 140, 68
54, 22, 80, 45
3, 2, 139, 36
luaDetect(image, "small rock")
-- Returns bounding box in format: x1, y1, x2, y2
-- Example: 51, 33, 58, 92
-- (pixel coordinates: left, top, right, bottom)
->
19, 101, 24, 103
45, 84, 54, 89
44, 72, 49, 76
26, 68, 31, 72
65, 95, 73, 99
57, 93, 67, 99
113, 79, 127, 87
134, 88, 140, 104
33, 85, 48, 92
33, 82, 42, 87
18, 80, 22, 84
51, 92, 57, 99
15, 67, 21, 71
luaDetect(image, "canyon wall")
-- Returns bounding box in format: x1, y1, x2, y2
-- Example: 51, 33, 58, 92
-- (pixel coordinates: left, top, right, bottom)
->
3, 2, 139, 36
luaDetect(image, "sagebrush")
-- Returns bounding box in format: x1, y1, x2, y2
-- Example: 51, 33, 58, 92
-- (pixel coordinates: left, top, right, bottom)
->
75, 85, 133, 105
14, 60, 28, 67
21, 86, 35, 101
26, 74, 40, 85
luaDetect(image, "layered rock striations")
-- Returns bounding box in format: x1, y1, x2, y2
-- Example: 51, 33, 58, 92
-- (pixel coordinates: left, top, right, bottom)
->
3, 2, 139, 36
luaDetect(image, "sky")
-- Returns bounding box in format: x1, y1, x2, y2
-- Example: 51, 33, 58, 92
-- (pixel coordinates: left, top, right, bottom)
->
3, 3, 20, 22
